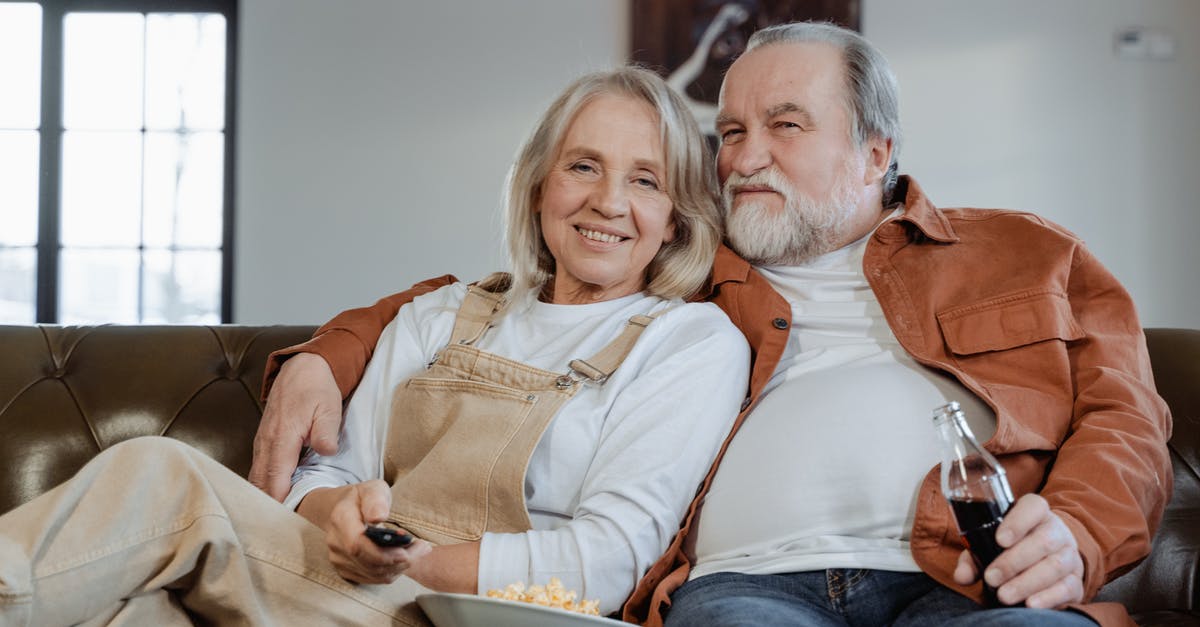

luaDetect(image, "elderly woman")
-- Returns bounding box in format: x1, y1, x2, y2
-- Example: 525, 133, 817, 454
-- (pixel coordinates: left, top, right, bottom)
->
0, 67, 749, 626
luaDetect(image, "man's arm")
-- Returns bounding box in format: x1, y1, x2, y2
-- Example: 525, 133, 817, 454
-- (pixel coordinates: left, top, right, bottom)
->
259, 274, 459, 400
1045, 246, 1171, 595
250, 274, 458, 500
958, 244, 1172, 608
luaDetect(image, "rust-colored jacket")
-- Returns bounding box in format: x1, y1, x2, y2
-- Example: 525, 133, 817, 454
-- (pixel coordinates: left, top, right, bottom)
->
264, 176, 1171, 627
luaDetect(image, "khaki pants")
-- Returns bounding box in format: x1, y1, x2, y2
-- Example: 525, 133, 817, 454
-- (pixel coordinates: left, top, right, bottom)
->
0, 437, 430, 627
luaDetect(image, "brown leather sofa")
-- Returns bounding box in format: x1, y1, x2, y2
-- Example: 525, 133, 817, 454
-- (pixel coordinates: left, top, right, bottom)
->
1, 324, 1197, 625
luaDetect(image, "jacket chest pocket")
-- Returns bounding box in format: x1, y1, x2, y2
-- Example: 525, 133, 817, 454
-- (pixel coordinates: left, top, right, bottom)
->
937, 289, 1084, 355
936, 289, 1085, 449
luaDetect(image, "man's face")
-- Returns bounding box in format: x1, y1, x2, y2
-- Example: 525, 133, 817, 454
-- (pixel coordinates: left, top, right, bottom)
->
715, 41, 884, 264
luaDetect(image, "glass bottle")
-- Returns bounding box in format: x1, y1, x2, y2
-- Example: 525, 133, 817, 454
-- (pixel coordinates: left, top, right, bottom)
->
933, 401, 1014, 606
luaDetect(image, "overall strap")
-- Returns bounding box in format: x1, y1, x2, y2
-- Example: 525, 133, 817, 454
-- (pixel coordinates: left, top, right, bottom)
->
566, 308, 671, 385
447, 273, 511, 346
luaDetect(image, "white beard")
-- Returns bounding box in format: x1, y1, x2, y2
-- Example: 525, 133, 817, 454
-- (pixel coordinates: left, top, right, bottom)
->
723, 166, 860, 266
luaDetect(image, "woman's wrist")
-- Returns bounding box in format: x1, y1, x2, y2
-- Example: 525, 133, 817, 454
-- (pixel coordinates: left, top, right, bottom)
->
406, 541, 480, 594
295, 485, 349, 531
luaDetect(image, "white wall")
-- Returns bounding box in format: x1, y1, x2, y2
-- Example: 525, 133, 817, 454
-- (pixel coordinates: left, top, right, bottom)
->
864, 0, 1200, 328
237, 1, 1199, 328
236, 0, 629, 323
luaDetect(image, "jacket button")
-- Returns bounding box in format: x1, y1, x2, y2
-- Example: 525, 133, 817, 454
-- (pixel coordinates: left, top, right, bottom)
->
772, 318, 788, 330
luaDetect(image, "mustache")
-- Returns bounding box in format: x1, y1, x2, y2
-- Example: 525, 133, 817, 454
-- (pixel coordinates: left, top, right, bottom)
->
722, 169, 795, 201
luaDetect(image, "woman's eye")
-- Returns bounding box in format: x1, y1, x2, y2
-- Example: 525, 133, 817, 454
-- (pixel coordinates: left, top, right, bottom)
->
634, 176, 660, 191
570, 162, 597, 174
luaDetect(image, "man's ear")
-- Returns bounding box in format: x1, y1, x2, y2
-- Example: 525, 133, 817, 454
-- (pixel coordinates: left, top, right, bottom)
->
862, 136, 894, 186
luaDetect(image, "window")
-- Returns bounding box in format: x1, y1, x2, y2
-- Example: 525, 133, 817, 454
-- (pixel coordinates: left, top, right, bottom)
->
0, 0, 236, 324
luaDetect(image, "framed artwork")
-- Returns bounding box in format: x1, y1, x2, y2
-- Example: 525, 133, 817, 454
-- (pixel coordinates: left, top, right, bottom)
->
631, 0, 860, 136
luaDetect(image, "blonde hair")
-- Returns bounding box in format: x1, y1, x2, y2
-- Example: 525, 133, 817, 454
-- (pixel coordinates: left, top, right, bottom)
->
504, 67, 721, 300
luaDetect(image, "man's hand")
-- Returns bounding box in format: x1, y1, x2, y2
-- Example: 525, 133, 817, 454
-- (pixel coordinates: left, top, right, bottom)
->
249, 353, 344, 501
325, 480, 431, 584
953, 493, 1085, 608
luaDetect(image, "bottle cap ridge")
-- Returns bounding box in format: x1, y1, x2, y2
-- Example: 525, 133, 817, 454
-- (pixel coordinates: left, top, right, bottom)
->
932, 400, 963, 421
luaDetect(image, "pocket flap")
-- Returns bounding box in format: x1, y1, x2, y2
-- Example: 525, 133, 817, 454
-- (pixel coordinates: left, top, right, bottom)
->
937, 290, 1084, 355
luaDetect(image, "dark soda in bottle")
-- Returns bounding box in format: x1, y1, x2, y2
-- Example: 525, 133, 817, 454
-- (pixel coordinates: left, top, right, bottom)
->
933, 401, 1014, 606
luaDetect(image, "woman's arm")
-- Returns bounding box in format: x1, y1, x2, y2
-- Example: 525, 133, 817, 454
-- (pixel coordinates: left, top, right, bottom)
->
298, 480, 478, 592
478, 305, 750, 613
296, 481, 433, 585
406, 542, 480, 594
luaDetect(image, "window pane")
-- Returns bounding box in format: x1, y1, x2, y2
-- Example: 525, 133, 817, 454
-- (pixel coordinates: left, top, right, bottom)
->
0, 3, 41, 129
62, 131, 142, 247
0, 248, 36, 324
143, 131, 224, 248
60, 248, 140, 324
0, 131, 40, 246
143, 249, 220, 323
145, 14, 226, 131
63, 13, 145, 130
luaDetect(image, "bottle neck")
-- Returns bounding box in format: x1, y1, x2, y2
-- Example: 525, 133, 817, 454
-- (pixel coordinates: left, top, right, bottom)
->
934, 405, 1013, 506
934, 410, 980, 457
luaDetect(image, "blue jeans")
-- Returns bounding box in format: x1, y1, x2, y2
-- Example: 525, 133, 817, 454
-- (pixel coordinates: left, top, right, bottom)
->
664, 570, 1097, 627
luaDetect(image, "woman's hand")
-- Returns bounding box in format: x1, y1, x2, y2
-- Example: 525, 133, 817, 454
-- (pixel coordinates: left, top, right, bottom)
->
324, 480, 432, 584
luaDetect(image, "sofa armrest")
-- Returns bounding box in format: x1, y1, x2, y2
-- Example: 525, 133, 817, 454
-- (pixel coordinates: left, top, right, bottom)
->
1095, 328, 1200, 618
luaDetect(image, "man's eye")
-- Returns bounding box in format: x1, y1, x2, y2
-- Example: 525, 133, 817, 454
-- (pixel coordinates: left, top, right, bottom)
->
719, 129, 743, 144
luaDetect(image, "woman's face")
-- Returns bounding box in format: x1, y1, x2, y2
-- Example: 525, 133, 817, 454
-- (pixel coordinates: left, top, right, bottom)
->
539, 94, 676, 305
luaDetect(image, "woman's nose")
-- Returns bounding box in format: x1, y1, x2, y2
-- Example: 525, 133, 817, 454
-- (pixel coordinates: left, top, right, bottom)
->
592, 177, 629, 218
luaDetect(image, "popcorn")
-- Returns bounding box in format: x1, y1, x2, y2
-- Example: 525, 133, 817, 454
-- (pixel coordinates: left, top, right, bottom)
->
485, 577, 601, 616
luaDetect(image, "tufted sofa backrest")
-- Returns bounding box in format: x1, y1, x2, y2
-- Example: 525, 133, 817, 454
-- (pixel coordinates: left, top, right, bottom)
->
0, 324, 314, 512
0, 324, 1196, 621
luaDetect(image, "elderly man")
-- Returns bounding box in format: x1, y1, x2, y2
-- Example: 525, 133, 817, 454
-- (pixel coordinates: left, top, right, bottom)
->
251, 22, 1170, 627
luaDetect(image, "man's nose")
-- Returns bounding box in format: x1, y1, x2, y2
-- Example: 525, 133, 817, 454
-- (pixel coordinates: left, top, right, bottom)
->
725, 132, 772, 177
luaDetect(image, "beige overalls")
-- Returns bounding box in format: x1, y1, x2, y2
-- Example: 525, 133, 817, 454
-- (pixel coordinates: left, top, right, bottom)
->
383, 275, 662, 547
0, 276, 665, 627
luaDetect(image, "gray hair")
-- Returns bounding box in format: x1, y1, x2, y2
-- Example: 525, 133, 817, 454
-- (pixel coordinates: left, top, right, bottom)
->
747, 22, 903, 205
505, 67, 722, 299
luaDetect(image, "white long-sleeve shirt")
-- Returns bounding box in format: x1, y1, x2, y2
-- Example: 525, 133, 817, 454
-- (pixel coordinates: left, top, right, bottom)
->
691, 227, 995, 580
285, 283, 749, 613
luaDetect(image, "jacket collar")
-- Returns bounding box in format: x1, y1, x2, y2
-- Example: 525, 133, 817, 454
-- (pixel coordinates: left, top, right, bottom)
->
892, 175, 959, 243
698, 175, 957, 299
699, 244, 754, 299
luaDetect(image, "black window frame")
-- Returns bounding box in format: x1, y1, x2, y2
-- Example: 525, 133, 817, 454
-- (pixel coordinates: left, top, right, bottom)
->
1, 0, 237, 323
